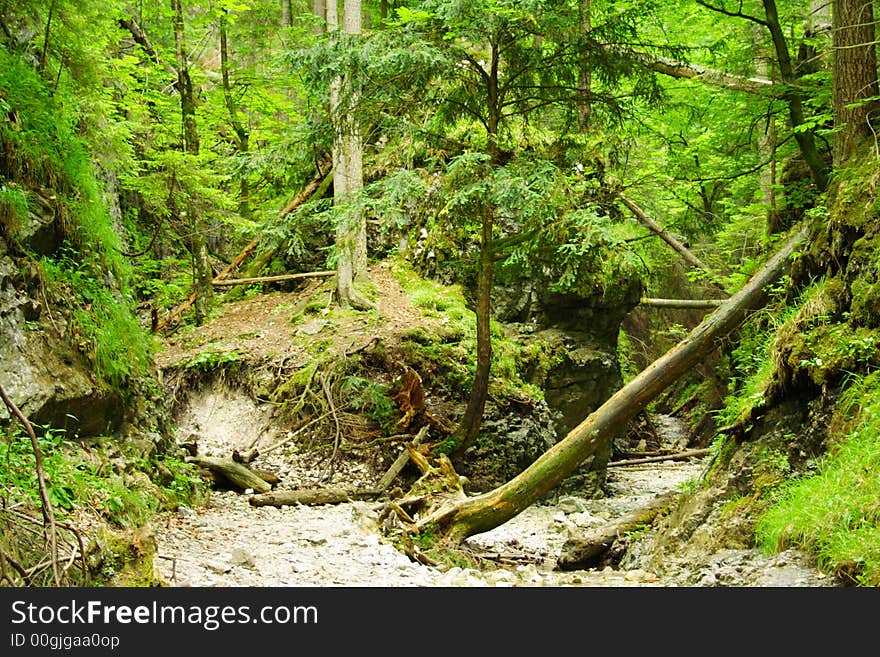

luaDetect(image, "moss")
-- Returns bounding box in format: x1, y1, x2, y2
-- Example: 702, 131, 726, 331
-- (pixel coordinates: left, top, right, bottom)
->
96, 526, 162, 586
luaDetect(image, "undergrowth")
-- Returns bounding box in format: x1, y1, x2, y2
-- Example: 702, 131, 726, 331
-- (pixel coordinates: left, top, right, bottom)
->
0, 424, 206, 585
755, 371, 880, 586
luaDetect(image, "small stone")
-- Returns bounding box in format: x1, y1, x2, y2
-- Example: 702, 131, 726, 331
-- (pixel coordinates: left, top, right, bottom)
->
558, 496, 586, 514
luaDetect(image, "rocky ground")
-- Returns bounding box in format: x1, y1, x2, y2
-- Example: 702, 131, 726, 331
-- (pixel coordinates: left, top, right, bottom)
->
152, 386, 837, 588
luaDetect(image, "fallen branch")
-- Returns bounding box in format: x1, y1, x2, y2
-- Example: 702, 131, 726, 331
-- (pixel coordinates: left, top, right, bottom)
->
212, 270, 335, 287
608, 448, 711, 468
640, 298, 724, 309
556, 491, 679, 570
248, 487, 381, 507
374, 426, 429, 493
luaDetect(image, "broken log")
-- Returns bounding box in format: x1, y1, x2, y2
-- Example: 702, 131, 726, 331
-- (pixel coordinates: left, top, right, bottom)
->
556, 491, 679, 570
249, 487, 381, 507
374, 426, 429, 493
186, 456, 271, 494
212, 270, 335, 287
608, 448, 711, 468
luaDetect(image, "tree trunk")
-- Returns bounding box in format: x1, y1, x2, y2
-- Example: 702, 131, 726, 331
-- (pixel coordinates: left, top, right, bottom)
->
332, 0, 372, 310
832, 0, 879, 166
416, 225, 808, 542
617, 193, 715, 273
453, 205, 494, 457
172, 0, 212, 325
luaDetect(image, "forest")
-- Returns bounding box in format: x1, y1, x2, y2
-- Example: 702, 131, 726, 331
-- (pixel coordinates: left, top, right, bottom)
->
0, 0, 878, 588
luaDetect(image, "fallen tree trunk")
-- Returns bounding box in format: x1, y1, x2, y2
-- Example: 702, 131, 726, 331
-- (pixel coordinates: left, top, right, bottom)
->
617, 193, 713, 272
410, 225, 808, 543
212, 270, 335, 287
640, 298, 724, 309
556, 491, 679, 570
186, 456, 272, 494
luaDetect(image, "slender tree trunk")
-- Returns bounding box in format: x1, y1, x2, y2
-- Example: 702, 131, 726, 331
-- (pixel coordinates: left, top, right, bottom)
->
577, 0, 592, 132
172, 0, 212, 324
832, 0, 879, 166
753, 25, 778, 229
453, 205, 494, 456
420, 226, 808, 542
39, 0, 56, 74
453, 41, 501, 455
313, 0, 327, 34
220, 10, 251, 220
761, 0, 830, 190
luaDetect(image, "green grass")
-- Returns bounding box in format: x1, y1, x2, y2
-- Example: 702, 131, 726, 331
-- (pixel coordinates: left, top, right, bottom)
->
755, 372, 880, 585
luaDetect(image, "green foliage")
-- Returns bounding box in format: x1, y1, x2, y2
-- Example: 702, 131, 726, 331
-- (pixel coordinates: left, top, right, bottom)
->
40, 255, 154, 389
184, 347, 242, 373
756, 372, 880, 586
340, 376, 400, 434
0, 425, 206, 529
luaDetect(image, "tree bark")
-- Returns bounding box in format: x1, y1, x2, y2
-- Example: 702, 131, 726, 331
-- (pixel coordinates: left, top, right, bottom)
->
832, 0, 879, 166
415, 225, 808, 542
332, 0, 372, 310
219, 9, 251, 219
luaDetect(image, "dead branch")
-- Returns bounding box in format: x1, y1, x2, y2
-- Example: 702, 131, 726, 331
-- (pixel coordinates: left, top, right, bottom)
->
608, 448, 711, 467
320, 371, 342, 482
617, 193, 716, 274
640, 298, 725, 309
0, 382, 60, 586
374, 425, 429, 493
185, 456, 271, 493
212, 270, 335, 287
248, 487, 382, 507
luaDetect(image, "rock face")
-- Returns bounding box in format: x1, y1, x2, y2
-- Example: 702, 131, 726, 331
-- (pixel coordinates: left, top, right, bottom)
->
491, 275, 642, 495
494, 280, 642, 439
0, 232, 122, 437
